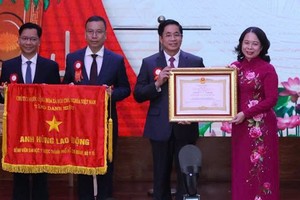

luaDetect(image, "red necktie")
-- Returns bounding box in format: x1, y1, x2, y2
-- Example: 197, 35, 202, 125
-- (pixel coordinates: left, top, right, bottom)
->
90, 54, 98, 84
169, 57, 175, 68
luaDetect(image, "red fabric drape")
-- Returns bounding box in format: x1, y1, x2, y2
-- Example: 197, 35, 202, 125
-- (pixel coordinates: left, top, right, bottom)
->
39, 0, 148, 136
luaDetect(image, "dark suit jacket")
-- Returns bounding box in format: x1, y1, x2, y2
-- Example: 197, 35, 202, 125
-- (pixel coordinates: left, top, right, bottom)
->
134, 50, 205, 141
0, 55, 61, 103
62, 47, 131, 134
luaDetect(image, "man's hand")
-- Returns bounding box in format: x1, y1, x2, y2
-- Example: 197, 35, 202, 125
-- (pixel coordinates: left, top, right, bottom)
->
103, 84, 113, 96
155, 66, 173, 88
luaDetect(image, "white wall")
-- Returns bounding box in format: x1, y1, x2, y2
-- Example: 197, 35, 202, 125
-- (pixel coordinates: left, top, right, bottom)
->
103, 0, 300, 83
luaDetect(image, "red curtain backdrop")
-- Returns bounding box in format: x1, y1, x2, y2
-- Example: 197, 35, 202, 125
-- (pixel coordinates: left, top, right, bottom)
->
39, 0, 148, 136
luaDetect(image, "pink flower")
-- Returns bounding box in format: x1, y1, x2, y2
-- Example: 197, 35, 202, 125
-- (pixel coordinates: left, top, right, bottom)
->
253, 113, 264, 122
257, 145, 266, 155
248, 100, 259, 108
288, 115, 300, 128
263, 182, 271, 190
249, 127, 262, 138
250, 151, 262, 164
220, 122, 232, 133
263, 182, 272, 194
277, 114, 300, 130
277, 115, 290, 130
245, 71, 256, 80
280, 77, 300, 102
254, 195, 262, 200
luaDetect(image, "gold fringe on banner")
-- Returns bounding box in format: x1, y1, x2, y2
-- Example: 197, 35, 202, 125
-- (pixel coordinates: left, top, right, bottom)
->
107, 87, 113, 163
2, 162, 107, 175
108, 118, 113, 162
1, 85, 8, 160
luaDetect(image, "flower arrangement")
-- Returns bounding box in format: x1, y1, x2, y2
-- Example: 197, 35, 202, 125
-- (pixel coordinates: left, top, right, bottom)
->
199, 77, 300, 138
276, 77, 300, 137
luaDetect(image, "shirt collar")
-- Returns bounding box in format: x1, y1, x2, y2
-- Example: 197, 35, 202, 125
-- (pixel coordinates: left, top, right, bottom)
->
21, 54, 38, 64
86, 46, 104, 57
163, 50, 180, 62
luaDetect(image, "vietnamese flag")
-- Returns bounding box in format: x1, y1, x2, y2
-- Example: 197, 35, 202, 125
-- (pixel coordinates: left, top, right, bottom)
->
2, 84, 109, 175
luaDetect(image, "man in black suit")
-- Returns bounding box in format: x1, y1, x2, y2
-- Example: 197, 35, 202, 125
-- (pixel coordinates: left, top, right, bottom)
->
63, 16, 131, 200
134, 19, 205, 200
0, 23, 61, 200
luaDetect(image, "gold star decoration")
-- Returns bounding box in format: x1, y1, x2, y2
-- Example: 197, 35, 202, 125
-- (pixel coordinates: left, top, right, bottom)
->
46, 116, 62, 132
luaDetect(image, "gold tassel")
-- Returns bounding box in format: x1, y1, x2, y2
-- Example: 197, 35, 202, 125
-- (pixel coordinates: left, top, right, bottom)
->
108, 118, 113, 162
107, 86, 113, 162
2, 85, 8, 157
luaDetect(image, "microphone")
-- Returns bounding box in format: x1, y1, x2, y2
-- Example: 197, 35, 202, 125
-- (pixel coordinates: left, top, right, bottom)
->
178, 144, 202, 199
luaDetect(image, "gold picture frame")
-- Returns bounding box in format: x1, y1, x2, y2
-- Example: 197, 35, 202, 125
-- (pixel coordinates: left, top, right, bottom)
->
169, 67, 237, 122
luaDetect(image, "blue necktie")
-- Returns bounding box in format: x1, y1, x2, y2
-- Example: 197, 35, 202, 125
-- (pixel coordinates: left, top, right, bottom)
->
25, 61, 32, 84
90, 54, 98, 84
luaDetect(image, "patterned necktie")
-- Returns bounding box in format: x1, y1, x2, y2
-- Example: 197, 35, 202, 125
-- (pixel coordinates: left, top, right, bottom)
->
90, 54, 98, 84
25, 61, 32, 84
169, 57, 175, 68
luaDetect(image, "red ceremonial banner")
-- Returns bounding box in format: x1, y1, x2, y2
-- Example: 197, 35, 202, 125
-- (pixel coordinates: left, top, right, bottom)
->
2, 84, 109, 175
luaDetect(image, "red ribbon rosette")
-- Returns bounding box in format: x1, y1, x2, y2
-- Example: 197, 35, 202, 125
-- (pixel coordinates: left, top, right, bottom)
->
10, 73, 18, 84
153, 67, 162, 81
74, 61, 83, 82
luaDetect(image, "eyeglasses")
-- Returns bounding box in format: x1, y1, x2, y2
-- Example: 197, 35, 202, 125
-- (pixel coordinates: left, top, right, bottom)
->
19, 37, 39, 42
164, 33, 182, 39
86, 30, 106, 36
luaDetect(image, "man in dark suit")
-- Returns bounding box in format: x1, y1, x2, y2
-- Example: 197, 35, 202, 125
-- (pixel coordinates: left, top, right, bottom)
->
62, 16, 131, 200
0, 22, 61, 200
134, 19, 205, 200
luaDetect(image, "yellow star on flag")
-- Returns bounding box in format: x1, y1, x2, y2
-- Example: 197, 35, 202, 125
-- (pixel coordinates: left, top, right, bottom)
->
46, 116, 62, 132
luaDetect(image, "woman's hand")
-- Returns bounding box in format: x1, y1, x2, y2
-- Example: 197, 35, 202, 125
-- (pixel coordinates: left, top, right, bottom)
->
226, 64, 237, 69
230, 112, 245, 125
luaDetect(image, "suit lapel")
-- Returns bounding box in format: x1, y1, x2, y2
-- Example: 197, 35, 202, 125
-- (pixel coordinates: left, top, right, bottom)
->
156, 51, 167, 68
79, 48, 89, 83
72, 48, 89, 85
15, 56, 25, 83
178, 50, 188, 67
98, 48, 110, 83
33, 56, 42, 83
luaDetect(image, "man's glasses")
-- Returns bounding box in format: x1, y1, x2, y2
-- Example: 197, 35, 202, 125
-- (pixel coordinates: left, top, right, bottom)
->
19, 37, 39, 42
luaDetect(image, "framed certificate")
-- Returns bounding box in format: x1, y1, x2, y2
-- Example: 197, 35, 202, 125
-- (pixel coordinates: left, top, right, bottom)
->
169, 67, 237, 122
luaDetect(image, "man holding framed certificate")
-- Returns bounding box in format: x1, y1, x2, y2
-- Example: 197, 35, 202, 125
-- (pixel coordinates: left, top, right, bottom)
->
133, 19, 204, 200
